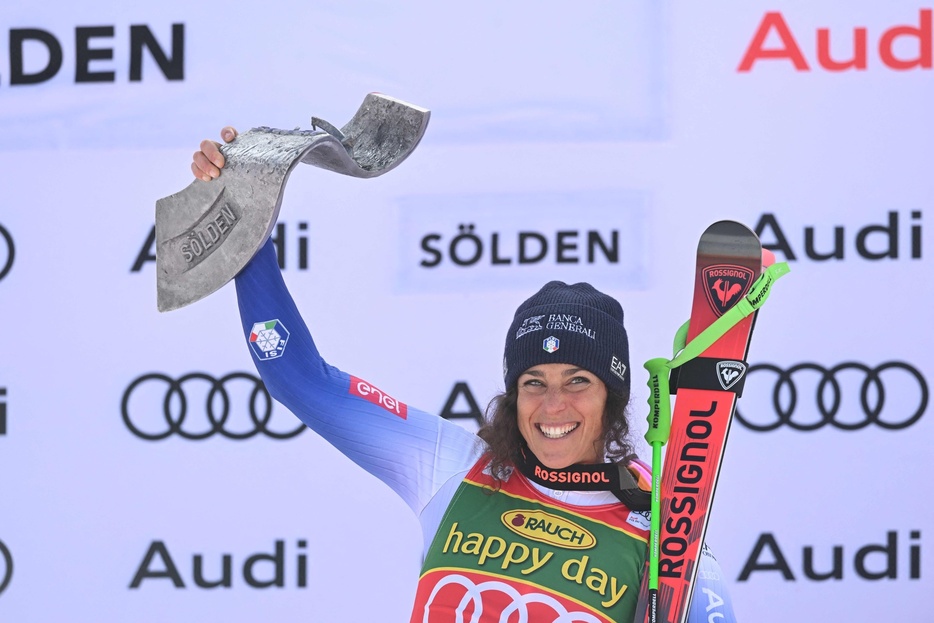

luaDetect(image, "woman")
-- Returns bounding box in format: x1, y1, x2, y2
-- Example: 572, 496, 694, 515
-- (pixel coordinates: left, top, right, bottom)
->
193, 130, 738, 623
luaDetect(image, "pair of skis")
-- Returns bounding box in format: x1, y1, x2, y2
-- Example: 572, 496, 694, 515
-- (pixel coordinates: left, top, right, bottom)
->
635, 221, 789, 623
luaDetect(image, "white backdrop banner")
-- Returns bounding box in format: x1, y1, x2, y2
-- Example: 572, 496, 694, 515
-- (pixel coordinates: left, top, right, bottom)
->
0, 1, 930, 622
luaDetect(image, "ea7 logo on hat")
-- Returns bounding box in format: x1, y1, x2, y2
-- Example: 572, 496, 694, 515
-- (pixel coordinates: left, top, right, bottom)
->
543, 336, 560, 354
717, 361, 747, 390
704, 265, 754, 316
249, 320, 290, 360
611, 356, 627, 382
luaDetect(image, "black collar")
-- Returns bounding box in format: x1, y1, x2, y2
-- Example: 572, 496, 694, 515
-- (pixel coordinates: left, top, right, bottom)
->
514, 442, 650, 511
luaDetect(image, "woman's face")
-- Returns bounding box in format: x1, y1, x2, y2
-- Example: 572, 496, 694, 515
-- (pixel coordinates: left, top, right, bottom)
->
516, 363, 607, 468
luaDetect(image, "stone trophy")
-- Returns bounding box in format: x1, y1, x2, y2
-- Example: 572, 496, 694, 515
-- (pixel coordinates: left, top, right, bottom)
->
154, 93, 430, 311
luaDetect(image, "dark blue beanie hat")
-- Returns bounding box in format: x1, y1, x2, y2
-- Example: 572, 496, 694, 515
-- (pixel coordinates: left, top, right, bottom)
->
503, 281, 630, 396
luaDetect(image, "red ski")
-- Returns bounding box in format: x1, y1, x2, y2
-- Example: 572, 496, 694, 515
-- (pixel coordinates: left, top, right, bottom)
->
636, 221, 787, 623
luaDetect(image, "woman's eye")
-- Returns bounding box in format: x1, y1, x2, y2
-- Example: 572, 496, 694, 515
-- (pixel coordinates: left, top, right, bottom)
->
520, 378, 546, 393
566, 376, 591, 390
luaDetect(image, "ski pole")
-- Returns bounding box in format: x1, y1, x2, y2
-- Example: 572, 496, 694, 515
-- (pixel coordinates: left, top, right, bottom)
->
644, 356, 672, 623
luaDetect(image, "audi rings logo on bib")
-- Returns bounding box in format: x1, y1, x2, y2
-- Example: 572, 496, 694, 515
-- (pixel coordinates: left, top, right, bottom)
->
121, 372, 305, 440
736, 361, 928, 431
0, 539, 12, 597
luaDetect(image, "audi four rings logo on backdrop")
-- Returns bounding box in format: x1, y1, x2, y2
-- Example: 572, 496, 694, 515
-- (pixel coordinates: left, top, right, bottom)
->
0, 539, 12, 597
735, 361, 928, 431
121, 372, 305, 440
0, 224, 14, 282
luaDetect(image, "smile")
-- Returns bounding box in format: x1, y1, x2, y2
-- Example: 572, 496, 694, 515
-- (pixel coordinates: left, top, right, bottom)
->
537, 423, 580, 439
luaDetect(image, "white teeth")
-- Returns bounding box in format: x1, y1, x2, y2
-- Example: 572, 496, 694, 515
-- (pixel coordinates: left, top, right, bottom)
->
538, 423, 579, 439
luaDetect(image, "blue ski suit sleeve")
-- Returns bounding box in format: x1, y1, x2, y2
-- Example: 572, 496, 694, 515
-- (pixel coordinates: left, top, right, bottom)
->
687, 544, 739, 623
233, 240, 483, 516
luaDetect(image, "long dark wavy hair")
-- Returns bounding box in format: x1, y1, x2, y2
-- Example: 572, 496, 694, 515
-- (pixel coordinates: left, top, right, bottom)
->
476, 384, 636, 482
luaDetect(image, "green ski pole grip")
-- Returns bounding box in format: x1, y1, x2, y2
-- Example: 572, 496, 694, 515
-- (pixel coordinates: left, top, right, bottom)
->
644, 357, 671, 446
644, 355, 670, 596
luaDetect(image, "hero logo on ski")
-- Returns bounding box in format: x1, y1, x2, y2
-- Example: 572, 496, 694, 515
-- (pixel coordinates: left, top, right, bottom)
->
702, 265, 755, 317
715, 361, 747, 391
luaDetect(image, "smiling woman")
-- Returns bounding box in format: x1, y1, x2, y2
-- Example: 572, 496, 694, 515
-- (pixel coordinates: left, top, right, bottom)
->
191, 131, 739, 623
515, 364, 608, 466
479, 280, 636, 481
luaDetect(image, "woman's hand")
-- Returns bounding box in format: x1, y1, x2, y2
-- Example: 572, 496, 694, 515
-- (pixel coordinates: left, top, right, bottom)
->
191, 126, 238, 181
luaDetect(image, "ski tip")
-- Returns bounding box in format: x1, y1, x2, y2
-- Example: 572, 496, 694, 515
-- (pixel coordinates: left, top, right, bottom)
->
704, 220, 753, 233
697, 220, 762, 260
